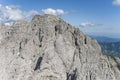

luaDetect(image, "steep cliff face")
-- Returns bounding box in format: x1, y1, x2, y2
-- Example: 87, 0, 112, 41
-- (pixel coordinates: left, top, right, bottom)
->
107, 57, 120, 80
0, 14, 116, 80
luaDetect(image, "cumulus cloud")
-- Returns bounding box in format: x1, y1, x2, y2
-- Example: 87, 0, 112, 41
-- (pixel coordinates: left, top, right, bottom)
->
0, 5, 68, 25
0, 4, 38, 25
79, 22, 96, 27
42, 8, 66, 16
112, 0, 120, 6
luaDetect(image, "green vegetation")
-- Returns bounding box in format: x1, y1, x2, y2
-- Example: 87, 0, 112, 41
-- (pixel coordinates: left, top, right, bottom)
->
99, 41, 120, 57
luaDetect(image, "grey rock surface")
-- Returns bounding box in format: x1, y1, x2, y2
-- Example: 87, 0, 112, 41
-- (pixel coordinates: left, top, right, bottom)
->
0, 14, 117, 80
107, 56, 120, 80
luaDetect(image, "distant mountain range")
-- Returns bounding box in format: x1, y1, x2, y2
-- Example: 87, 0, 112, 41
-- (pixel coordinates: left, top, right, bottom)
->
99, 41, 120, 57
90, 35, 120, 43
90, 35, 120, 57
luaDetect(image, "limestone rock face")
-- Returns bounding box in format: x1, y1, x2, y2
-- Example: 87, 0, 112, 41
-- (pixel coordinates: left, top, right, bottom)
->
0, 14, 116, 80
108, 57, 120, 80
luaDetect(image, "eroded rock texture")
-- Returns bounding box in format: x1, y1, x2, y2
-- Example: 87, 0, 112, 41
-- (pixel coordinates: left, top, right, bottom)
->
0, 14, 117, 80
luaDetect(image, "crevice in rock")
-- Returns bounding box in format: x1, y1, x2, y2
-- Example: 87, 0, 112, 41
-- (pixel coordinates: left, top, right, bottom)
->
20, 56, 24, 59
66, 68, 77, 80
39, 28, 43, 42
34, 56, 43, 71
19, 41, 22, 52
75, 38, 79, 46
38, 28, 44, 47
19, 39, 28, 52
55, 25, 62, 34
87, 71, 96, 80
84, 37, 87, 44
34, 53, 45, 71
72, 30, 82, 63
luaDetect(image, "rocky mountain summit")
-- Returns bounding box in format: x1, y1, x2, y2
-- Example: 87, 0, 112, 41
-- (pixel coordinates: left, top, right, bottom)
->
0, 14, 119, 80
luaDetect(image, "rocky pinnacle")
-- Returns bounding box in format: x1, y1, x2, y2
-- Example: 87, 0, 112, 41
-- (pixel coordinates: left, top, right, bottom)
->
0, 14, 118, 80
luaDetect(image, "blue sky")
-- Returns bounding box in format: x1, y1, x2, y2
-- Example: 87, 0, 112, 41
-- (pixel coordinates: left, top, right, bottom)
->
0, 0, 120, 38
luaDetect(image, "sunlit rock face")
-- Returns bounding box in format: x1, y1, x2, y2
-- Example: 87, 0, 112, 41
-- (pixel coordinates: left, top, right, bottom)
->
0, 14, 117, 80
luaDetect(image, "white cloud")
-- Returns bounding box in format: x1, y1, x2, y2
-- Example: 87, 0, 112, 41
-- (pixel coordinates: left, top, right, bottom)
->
112, 0, 120, 6
0, 5, 67, 26
4, 22, 13, 26
0, 4, 39, 25
79, 22, 96, 27
42, 8, 66, 16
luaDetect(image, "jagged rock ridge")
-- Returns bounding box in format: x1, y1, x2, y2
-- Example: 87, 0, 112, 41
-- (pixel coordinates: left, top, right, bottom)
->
0, 14, 118, 80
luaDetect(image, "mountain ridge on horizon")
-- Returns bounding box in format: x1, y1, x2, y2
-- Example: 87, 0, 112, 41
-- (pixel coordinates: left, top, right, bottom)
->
89, 35, 120, 43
